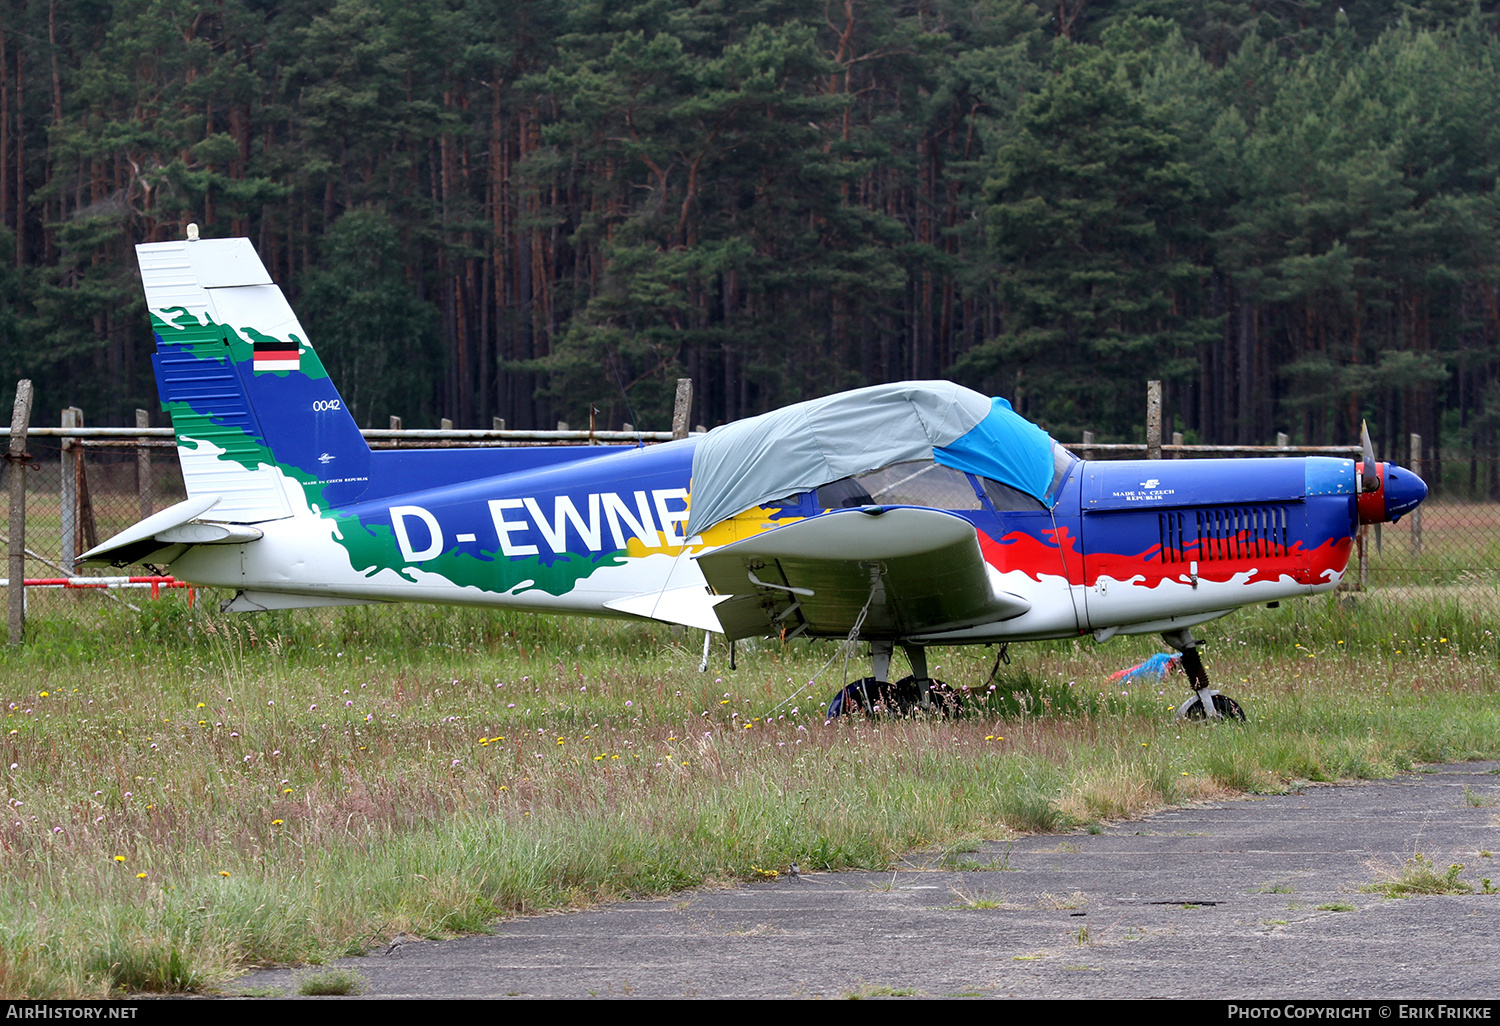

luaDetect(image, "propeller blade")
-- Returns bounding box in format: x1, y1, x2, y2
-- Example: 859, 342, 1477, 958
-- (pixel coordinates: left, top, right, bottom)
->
1360, 420, 1378, 493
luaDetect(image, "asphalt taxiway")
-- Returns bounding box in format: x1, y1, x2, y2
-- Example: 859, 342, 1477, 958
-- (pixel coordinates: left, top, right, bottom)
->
235, 762, 1500, 999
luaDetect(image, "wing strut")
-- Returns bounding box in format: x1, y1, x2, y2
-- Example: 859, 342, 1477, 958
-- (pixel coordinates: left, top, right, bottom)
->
762, 577, 879, 720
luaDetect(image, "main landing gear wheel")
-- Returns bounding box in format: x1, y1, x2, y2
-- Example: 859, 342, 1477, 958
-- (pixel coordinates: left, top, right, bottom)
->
825, 677, 963, 718
824, 641, 964, 718
891, 675, 964, 717
1178, 691, 1245, 722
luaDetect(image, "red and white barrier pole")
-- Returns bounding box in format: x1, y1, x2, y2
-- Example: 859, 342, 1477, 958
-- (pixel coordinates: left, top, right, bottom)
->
0, 575, 192, 602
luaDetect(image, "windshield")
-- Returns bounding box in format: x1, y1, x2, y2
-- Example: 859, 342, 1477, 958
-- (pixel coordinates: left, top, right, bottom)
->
817, 460, 982, 511
1047, 441, 1079, 505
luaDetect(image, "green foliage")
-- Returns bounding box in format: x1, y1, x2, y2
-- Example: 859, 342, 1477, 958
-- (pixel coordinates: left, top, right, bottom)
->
8, 0, 1500, 448
296, 968, 367, 996
299, 209, 444, 426
957, 24, 1220, 436
0, 597, 1495, 994
535, 11, 905, 425
1364, 853, 1476, 897
82, 929, 211, 994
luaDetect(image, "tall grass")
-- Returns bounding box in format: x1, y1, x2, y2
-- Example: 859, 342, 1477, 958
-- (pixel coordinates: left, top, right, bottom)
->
0, 593, 1496, 996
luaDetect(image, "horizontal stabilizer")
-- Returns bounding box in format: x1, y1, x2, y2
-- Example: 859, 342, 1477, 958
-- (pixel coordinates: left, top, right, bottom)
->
79, 494, 265, 568
696, 507, 1029, 641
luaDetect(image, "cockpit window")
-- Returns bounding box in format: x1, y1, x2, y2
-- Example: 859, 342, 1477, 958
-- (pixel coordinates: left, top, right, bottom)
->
979, 477, 1047, 512
971, 441, 1075, 511
815, 477, 874, 509
818, 460, 982, 511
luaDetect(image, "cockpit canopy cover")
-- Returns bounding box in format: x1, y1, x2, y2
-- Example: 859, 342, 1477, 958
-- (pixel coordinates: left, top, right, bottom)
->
686, 380, 1055, 535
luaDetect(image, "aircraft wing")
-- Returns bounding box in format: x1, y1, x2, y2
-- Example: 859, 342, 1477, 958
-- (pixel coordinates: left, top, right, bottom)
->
695, 507, 1029, 642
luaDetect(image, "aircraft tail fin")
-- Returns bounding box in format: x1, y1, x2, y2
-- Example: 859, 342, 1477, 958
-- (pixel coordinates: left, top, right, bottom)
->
137, 237, 370, 523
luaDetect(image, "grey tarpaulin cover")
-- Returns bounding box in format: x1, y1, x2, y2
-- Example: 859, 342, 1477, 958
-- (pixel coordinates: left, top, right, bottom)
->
686, 381, 993, 536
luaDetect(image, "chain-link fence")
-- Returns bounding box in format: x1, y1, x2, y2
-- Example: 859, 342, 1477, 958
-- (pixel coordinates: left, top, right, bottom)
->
1354, 455, 1500, 613
0, 433, 185, 614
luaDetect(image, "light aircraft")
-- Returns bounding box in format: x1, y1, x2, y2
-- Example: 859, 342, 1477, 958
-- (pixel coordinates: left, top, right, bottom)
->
83, 235, 1429, 719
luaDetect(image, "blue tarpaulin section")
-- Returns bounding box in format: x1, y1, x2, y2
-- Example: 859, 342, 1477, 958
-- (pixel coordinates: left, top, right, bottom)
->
934, 397, 1055, 504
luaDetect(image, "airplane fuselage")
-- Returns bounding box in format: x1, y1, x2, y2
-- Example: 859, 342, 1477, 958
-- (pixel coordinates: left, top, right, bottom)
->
170, 439, 1375, 645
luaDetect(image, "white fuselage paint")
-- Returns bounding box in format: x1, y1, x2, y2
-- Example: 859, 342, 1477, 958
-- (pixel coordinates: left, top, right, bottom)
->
172, 460, 708, 618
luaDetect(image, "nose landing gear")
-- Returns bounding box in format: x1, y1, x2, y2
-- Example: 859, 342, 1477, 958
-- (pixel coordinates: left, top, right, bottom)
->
1163, 629, 1246, 722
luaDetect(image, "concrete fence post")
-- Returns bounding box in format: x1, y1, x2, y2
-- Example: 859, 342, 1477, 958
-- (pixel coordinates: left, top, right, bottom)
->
1146, 380, 1162, 460
136, 408, 153, 520
672, 378, 693, 440
1409, 432, 1422, 557
60, 407, 80, 571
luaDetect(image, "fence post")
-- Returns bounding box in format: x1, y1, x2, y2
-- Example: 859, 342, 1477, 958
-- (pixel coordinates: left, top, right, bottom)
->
440, 418, 453, 430
136, 408, 153, 520
1146, 380, 1162, 460
492, 417, 504, 430
74, 411, 96, 560
672, 378, 693, 440
8, 380, 33, 646
1409, 432, 1422, 557
1082, 431, 1094, 461
389, 415, 402, 430
1276, 432, 1289, 450
60, 406, 80, 571
1171, 430, 1183, 459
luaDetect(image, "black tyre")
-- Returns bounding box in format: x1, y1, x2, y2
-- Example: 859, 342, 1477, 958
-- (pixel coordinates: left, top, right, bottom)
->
889, 676, 964, 717
1183, 692, 1246, 722
826, 677, 964, 718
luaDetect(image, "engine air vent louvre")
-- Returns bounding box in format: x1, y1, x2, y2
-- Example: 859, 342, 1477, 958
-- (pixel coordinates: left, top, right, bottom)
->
1159, 506, 1288, 563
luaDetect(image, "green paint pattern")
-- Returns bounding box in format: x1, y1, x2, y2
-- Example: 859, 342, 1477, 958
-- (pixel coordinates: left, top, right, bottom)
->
329, 513, 629, 598
155, 306, 620, 600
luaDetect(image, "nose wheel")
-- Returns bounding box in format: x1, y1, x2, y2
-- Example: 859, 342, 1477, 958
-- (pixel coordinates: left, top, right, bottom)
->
1163, 630, 1246, 722
1176, 690, 1245, 721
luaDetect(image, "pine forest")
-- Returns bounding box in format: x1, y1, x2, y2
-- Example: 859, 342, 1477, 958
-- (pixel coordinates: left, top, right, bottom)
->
2, 0, 1500, 486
